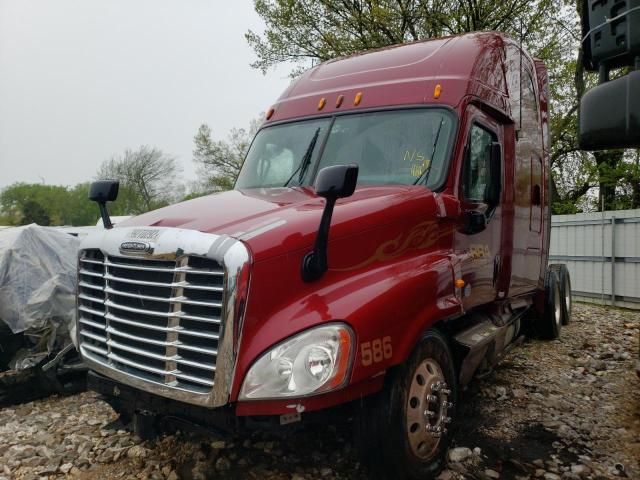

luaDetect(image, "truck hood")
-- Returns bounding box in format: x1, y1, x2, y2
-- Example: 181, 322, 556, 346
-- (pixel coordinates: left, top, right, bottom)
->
118, 186, 439, 261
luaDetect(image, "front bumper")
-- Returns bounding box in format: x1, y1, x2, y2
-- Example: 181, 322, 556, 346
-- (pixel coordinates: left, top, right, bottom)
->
88, 371, 363, 434
88, 371, 239, 433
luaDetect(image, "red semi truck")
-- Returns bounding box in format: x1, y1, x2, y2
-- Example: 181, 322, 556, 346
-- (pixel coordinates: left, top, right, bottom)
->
77, 32, 572, 478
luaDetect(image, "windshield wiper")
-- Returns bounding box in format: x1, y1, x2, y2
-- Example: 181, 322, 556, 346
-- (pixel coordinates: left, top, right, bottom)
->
284, 127, 321, 187
414, 118, 445, 186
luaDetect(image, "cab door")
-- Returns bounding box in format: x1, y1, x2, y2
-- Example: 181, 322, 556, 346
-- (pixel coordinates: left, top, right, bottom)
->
454, 107, 505, 311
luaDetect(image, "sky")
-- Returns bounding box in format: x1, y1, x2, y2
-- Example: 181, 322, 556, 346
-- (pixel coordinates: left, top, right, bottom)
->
0, 0, 294, 190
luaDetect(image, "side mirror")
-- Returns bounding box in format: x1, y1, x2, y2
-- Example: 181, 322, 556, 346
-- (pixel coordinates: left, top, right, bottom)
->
579, 71, 640, 150
302, 164, 359, 282
89, 180, 119, 203
462, 210, 487, 235
314, 164, 359, 199
89, 180, 119, 229
487, 142, 502, 207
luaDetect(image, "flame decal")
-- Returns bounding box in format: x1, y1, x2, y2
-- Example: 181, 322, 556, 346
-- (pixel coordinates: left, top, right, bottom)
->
336, 220, 444, 271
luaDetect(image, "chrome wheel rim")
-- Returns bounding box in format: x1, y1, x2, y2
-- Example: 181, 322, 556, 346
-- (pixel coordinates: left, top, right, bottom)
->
564, 277, 571, 315
406, 359, 453, 460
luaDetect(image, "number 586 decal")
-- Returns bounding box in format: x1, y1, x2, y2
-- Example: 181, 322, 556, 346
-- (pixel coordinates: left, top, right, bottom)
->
361, 336, 393, 366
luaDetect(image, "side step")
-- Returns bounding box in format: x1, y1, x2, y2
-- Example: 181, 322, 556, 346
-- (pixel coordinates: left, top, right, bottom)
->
453, 307, 527, 386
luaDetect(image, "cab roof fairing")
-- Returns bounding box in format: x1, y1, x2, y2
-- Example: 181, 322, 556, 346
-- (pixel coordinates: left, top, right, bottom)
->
265, 32, 518, 124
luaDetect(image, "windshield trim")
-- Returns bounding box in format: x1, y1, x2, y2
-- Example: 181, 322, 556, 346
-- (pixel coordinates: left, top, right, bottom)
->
235, 105, 459, 193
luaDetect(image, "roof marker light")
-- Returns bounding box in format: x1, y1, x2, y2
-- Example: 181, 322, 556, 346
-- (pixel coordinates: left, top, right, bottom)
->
336, 95, 344, 108
318, 97, 327, 110
434, 84, 442, 99
354, 92, 363, 106
266, 107, 275, 120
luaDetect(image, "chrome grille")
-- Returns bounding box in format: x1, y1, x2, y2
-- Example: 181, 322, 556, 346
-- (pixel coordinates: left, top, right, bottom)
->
77, 249, 225, 394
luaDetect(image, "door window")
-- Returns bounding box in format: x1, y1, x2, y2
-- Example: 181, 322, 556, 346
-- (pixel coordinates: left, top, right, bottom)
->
462, 124, 497, 203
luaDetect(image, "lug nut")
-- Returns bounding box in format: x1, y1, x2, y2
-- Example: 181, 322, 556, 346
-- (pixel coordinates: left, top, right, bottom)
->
427, 395, 438, 402
424, 410, 435, 417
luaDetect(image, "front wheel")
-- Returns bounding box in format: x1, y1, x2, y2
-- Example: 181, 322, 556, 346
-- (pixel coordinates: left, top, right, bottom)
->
356, 330, 457, 479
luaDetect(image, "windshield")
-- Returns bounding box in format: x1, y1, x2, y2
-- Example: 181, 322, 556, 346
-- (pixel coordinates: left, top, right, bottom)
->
235, 109, 455, 190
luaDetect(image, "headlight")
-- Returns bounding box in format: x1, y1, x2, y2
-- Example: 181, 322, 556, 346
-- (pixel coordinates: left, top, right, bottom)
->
239, 323, 354, 400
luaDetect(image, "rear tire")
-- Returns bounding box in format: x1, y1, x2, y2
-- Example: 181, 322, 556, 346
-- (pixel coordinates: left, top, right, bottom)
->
356, 330, 457, 480
549, 264, 572, 324
537, 268, 562, 340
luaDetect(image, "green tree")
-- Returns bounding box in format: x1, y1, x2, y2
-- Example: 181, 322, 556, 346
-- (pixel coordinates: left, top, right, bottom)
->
97, 146, 182, 214
0, 182, 99, 226
66, 183, 102, 226
20, 199, 50, 226
246, 0, 556, 74
193, 119, 261, 192
0, 183, 65, 225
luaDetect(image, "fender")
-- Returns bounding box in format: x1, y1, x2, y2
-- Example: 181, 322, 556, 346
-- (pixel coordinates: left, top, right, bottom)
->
232, 220, 462, 414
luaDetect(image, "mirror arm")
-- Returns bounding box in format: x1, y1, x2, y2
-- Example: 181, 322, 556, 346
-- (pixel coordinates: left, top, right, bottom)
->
98, 202, 113, 229
301, 196, 337, 282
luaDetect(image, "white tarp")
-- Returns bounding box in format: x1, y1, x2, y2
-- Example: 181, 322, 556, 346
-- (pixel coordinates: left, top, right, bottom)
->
0, 224, 80, 336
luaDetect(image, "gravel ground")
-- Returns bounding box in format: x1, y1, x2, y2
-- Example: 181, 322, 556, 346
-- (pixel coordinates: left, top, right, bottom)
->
0, 303, 638, 480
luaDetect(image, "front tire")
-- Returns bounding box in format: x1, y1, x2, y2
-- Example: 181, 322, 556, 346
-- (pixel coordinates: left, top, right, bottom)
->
356, 330, 457, 479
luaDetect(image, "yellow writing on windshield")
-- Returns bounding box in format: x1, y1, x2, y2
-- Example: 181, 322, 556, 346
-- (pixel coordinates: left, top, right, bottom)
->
404, 149, 431, 177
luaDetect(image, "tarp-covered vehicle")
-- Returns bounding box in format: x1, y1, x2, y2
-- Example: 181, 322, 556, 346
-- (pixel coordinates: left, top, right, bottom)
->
0, 224, 85, 405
